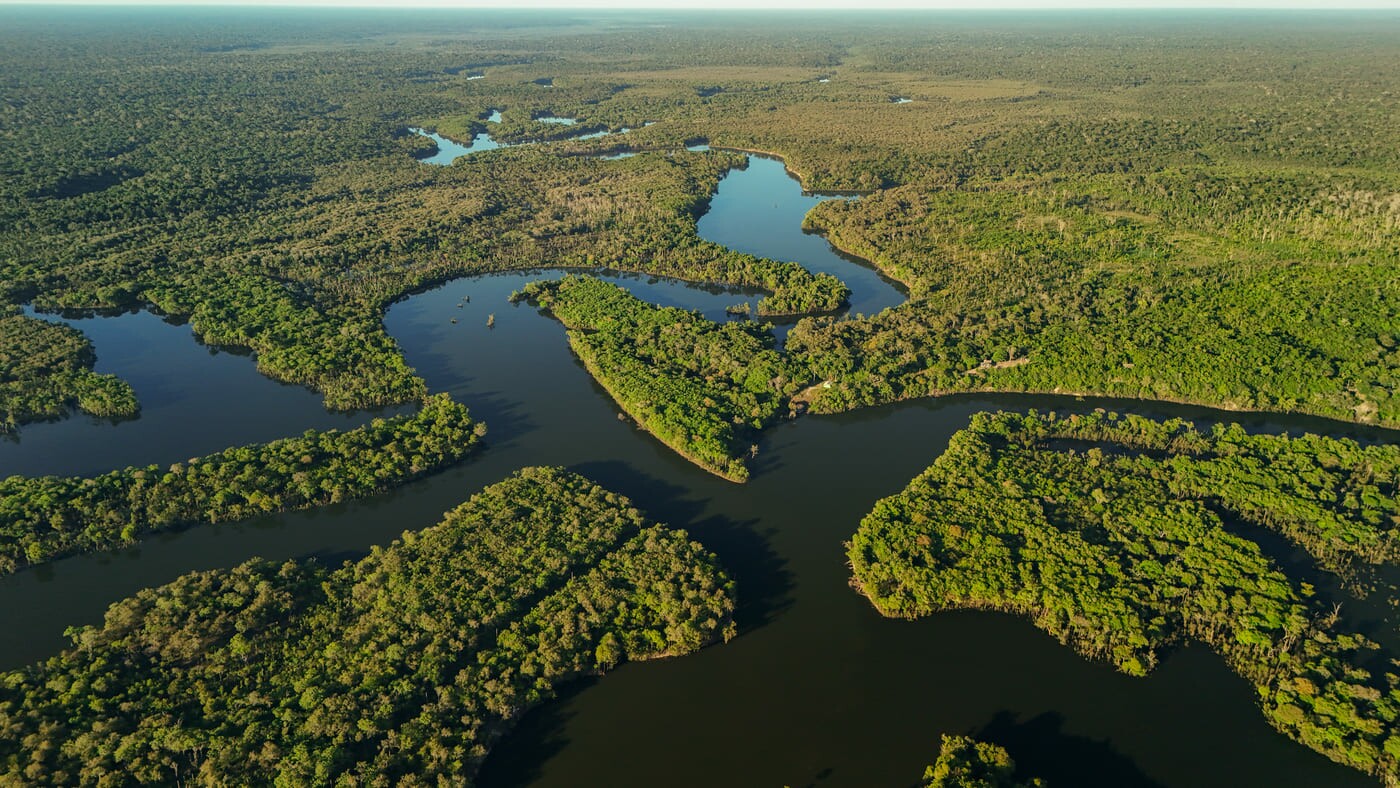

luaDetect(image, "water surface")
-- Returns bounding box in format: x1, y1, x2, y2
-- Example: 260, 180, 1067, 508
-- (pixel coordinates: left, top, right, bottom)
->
410, 126, 501, 164
697, 154, 907, 319
0, 156, 1390, 788
1, 308, 402, 478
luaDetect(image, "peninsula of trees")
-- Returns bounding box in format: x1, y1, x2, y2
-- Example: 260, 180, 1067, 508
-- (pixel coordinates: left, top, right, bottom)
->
0, 394, 481, 573
0, 310, 138, 433
514, 275, 808, 481
3, 15, 1394, 435
0, 467, 736, 784
921, 735, 1043, 788
850, 411, 1400, 780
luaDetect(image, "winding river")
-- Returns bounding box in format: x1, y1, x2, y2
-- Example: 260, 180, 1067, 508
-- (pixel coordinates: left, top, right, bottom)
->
0, 155, 1390, 787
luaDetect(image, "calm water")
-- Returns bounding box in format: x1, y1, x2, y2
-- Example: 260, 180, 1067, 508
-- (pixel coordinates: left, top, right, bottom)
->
0, 156, 1389, 788
1, 308, 404, 478
410, 126, 501, 164
697, 154, 907, 320
412, 119, 629, 165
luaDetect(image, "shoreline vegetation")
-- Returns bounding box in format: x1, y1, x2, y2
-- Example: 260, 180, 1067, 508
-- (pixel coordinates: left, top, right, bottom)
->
0, 310, 139, 434
0, 467, 736, 783
0, 394, 482, 574
920, 735, 1044, 788
850, 410, 1400, 781
4, 17, 1395, 434
513, 275, 808, 482
0, 13, 1397, 782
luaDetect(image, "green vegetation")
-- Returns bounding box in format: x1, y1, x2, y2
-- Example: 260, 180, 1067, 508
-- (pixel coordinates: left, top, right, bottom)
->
921, 735, 1042, 788
0, 310, 137, 433
2, 9, 1399, 783
850, 411, 1400, 780
3, 12, 1397, 431
791, 169, 1400, 425
0, 466, 735, 784
0, 394, 481, 574
514, 275, 808, 481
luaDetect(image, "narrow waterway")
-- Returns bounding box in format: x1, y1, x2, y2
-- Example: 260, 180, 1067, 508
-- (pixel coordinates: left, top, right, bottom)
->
0, 155, 1390, 788
410, 115, 631, 165
696, 153, 906, 320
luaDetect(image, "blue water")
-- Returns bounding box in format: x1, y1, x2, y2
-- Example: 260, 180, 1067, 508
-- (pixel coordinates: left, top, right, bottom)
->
409, 127, 502, 164
0, 130, 1385, 788
411, 118, 630, 165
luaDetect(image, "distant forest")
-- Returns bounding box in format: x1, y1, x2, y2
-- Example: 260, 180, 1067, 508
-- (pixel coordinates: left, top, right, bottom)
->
1, 9, 1396, 433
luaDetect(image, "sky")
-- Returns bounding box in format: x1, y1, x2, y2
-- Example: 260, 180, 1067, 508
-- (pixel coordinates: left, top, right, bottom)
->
6, 0, 1400, 8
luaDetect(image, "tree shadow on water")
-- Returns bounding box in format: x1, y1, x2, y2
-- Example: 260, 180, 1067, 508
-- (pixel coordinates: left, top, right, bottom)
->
973, 710, 1166, 788
454, 388, 536, 449
473, 675, 594, 788
572, 460, 794, 632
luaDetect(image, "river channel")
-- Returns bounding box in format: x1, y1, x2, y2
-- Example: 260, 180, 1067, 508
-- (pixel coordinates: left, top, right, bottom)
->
0, 151, 1389, 787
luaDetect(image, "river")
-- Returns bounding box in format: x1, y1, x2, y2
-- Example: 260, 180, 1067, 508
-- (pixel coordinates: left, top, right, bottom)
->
0, 154, 1387, 788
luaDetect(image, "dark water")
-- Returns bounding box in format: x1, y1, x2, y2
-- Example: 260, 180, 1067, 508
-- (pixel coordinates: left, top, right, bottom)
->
0, 308, 405, 478
0, 158, 1389, 787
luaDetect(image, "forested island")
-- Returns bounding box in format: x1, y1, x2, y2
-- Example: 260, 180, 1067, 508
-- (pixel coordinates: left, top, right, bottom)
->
920, 736, 1043, 788
850, 411, 1400, 780
0, 467, 735, 784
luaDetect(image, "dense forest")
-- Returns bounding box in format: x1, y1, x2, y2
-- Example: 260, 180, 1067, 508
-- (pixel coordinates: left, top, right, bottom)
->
850, 411, 1400, 780
2, 10, 1396, 434
0, 394, 480, 573
920, 735, 1043, 788
514, 275, 808, 481
2, 9, 1399, 784
0, 467, 736, 784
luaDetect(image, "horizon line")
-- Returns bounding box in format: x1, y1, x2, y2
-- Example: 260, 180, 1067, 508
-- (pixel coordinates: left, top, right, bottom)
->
4, 1, 1400, 10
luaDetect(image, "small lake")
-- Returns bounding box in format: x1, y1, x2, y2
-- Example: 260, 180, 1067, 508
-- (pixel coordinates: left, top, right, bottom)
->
0, 148, 1390, 788
409, 126, 501, 164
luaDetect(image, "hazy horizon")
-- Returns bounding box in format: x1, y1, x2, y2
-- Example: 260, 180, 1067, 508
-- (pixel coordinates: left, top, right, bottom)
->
3, 0, 1399, 10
